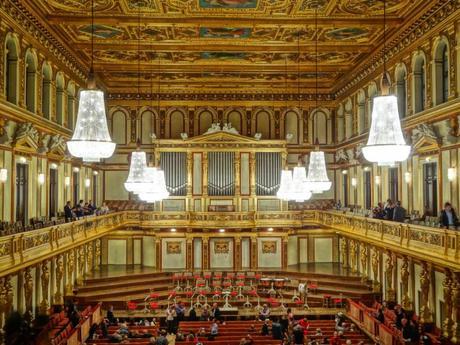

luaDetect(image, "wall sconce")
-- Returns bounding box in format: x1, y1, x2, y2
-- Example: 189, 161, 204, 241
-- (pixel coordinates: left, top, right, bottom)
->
404, 172, 412, 184
50, 163, 58, 170
425, 156, 431, 162
0, 168, 7, 183
342, 170, 348, 175
73, 167, 80, 173
64, 176, 71, 187
85, 178, 91, 188
363, 166, 370, 172
38, 173, 45, 185
17, 156, 27, 164
351, 177, 357, 187
93, 171, 99, 176
448, 168, 457, 182
375, 175, 381, 185
170, 228, 177, 232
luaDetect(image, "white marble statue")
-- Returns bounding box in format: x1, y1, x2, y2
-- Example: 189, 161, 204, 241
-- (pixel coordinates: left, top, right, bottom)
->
254, 133, 262, 140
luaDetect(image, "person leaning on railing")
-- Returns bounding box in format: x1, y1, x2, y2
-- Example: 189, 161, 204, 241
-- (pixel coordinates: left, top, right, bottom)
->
440, 202, 459, 230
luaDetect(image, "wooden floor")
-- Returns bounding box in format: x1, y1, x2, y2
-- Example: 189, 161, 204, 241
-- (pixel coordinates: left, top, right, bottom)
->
74, 264, 377, 318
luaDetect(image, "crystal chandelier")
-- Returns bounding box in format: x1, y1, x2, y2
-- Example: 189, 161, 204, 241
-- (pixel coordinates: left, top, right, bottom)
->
291, 166, 312, 202
277, 169, 294, 201
306, 150, 332, 193
304, 10, 332, 194
124, 151, 150, 193
362, 0, 410, 166
67, 0, 115, 162
138, 167, 169, 202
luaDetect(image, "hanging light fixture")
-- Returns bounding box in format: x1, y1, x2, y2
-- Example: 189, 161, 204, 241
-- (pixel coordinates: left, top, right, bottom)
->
362, 0, 410, 166
291, 165, 312, 202
277, 169, 294, 201
124, 149, 150, 193
138, 167, 169, 202
67, 0, 115, 162
304, 9, 332, 194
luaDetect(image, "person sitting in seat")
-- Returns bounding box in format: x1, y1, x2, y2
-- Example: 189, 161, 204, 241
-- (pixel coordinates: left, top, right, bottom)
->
261, 319, 270, 336
155, 329, 169, 345
64, 201, 74, 222
209, 318, 219, 338
259, 304, 270, 321
440, 202, 459, 229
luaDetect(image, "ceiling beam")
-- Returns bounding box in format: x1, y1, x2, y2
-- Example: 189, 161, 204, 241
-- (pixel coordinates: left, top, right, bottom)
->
46, 14, 403, 26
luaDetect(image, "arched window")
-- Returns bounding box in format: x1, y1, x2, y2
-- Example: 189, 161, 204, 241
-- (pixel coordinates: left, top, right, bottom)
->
41, 63, 52, 119
67, 82, 76, 130
111, 110, 127, 144
395, 64, 407, 118
168, 109, 185, 139
433, 40, 449, 105
284, 110, 299, 144
55, 73, 65, 125
226, 110, 242, 133
357, 90, 366, 133
5, 35, 19, 104
24, 50, 37, 113
312, 110, 327, 145
198, 110, 213, 135
140, 109, 156, 144
413, 54, 426, 113
255, 110, 271, 139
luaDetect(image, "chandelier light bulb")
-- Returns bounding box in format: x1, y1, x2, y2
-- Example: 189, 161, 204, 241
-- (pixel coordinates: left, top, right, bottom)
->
362, 95, 410, 166
404, 172, 412, 183
67, 90, 116, 162
448, 168, 457, 182
291, 166, 312, 202
305, 151, 332, 194
0, 168, 7, 183
64, 176, 71, 187
137, 167, 169, 202
277, 169, 294, 201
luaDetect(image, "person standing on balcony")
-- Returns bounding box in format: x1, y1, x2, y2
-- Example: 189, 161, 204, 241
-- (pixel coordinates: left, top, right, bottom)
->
393, 201, 406, 222
440, 202, 458, 229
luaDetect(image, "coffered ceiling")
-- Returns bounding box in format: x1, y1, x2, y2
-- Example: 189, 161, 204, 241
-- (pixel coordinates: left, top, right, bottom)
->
24, 0, 430, 95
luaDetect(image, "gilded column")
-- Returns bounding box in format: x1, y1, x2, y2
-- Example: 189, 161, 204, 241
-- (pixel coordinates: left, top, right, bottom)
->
340, 238, 348, 269
155, 238, 161, 269
203, 152, 208, 197
234, 236, 241, 271
95, 240, 101, 268
23, 268, 33, 319
449, 32, 457, 99
452, 272, 460, 344
18, 55, 25, 108
186, 151, 193, 210
54, 255, 64, 305
0, 278, 5, 327
349, 240, 358, 273
39, 261, 50, 315
371, 247, 380, 292
384, 250, 395, 302
4, 276, 13, 317
425, 51, 433, 109
50, 80, 56, 122
420, 262, 433, 324
66, 250, 75, 294
443, 269, 454, 339
77, 246, 85, 285
406, 72, 413, 116
86, 243, 93, 273
249, 152, 256, 211
186, 237, 193, 270
203, 238, 209, 270
234, 152, 241, 198
251, 237, 258, 269
400, 256, 412, 310
282, 237, 288, 269
359, 243, 368, 281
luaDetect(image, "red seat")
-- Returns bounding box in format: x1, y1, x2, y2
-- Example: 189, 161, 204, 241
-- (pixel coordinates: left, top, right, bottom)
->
150, 302, 159, 309
127, 301, 138, 310
150, 293, 159, 299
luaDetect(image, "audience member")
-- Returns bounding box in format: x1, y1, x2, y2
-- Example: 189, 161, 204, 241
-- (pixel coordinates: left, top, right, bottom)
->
64, 201, 73, 222
259, 304, 270, 321
155, 330, 169, 345
261, 319, 270, 336
384, 199, 395, 220
393, 201, 406, 222
166, 305, 176, 335
211, 302, 221, 321
440, 202, 458, 229
272, 318, 283, 340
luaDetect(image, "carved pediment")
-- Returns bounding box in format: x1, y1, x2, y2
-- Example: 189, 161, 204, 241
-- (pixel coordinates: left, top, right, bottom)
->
13, 123, 39, 152
411, 124, 440, 154
412, 136, 440, 154
186, 131, 264, 143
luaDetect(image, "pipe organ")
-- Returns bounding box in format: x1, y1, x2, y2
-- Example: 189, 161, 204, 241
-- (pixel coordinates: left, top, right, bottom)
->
207, 152, 235, 196
255, 152, 282, 195
160, 152, 187, 196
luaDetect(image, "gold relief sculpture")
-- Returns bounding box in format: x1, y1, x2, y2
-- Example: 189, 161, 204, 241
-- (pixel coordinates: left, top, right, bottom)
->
340, 239, 348, 268
86, 243, 93, 272
95, 240, 102, 267
214, 240, 230, 254
0, 278, 6, 327
371, 247, 380, 292
4, 276, 13, 317
55, 255, 64, 305
23, 267, 33, 319
452, 273, 460, 344
443, 269, 454, 339
420, 262, 433, 324
384, 251, 395, 302
400, 256, 411, 310
261, 240, 277, 254
39, 261, 50, 315
349, 240, 357, 273
359, 243, 368, 281
166, 241, 182, 254
66, 250, 75, 294
77, 247, 85, 284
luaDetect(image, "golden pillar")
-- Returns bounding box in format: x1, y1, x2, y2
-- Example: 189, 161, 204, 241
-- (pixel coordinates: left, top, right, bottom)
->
384, 250, 395, 302
95, 240, 102, 268
400, 256, 412, 310
4, 276, 13, 317
86, 243, 93, 273
249, 152, 256, 211
443, 269, 454, 339
251, 237, 258, 269
282, 237, 288, 269
203, 238, 209, 270
186, 151, 193, 210
451, 272, 460, 343
39, 260, 50, 315
419, 262, 433, 324
234, 236, 241, 271
0, 278, 7, 327
23, 268, 33, 319
359, 243, 368, 281
66, 250, 75, 294
340, 238, 348, 269
186, 238, 193, 270
349, 240, 358, 273
54, 255, 64, 305
77, 246, 85, 285
371, 247, 381, 292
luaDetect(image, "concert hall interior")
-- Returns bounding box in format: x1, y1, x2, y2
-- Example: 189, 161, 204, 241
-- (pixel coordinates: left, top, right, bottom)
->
0, 0, 459, 344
